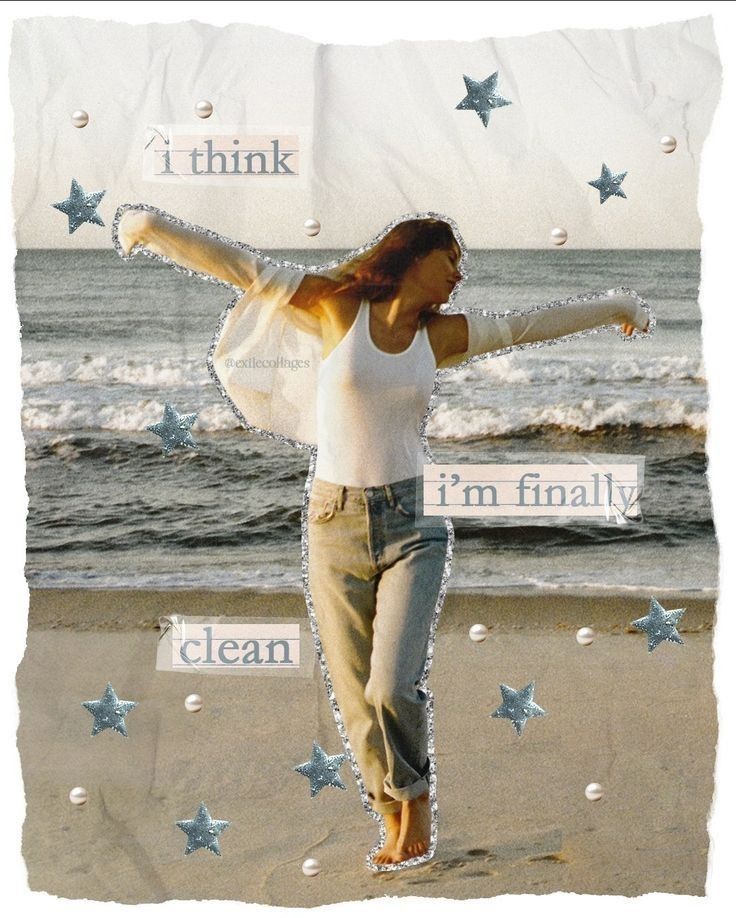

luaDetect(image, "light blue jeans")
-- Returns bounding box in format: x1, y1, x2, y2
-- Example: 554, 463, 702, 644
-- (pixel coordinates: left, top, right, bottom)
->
305, 475, 450, 815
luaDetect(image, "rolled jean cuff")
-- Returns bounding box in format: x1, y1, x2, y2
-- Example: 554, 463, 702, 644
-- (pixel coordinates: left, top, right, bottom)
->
371, 799, 403, 816
383, 774, 430, 803
382, 760, 430, 804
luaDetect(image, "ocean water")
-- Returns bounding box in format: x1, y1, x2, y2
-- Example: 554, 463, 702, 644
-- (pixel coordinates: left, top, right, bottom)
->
18, 248, 717, 594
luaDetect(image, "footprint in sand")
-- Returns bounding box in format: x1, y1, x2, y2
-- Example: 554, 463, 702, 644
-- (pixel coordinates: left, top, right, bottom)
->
404, 849, 497, 884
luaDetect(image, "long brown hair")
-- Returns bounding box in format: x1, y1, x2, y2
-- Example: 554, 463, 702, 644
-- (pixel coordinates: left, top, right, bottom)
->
328, 217, 459, 302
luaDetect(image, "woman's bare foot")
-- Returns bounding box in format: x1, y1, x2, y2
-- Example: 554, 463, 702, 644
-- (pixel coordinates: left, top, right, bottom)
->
396, 791, 432, 861
372, 811, 402, 865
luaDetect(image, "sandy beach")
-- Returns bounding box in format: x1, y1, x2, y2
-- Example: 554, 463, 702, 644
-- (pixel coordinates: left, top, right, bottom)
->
17, 589, 715, 904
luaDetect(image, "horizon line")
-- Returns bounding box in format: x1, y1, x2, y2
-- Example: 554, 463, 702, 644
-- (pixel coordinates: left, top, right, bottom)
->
15, 246, 702, 253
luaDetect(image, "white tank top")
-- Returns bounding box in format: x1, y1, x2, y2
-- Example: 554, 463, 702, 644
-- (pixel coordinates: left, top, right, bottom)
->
314, 299, 437, 487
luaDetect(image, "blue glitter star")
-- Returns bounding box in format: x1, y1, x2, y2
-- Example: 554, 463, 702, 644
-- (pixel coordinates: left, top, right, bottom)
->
176, 802, 230, 856
294, 741, 349, 797
455, 72, 512, 128
146, 402, 198, 455
491, 682, 546, 736
588, 163, 628, 204
52, 178, 106, 234
82, 682, 138, 737
631, 597, 686, 653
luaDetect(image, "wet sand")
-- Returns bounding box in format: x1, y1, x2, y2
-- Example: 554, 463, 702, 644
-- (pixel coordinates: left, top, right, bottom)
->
25, 587, 716, 633
16, 590, 715, 904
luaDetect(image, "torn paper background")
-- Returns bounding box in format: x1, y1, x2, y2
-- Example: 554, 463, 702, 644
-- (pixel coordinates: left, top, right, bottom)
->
12, 16, 720, 248
11, 13, 721, 905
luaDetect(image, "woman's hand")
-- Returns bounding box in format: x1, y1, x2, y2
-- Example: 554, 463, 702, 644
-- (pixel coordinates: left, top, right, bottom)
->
117, 209, 152, 256
605, 289, 651, 336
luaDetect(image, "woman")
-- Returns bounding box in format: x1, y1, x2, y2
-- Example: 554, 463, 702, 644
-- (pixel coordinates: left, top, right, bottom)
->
115, 207, 650, 868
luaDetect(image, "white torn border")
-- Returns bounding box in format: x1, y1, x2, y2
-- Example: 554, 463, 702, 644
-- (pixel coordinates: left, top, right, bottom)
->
4, 5, 729, 916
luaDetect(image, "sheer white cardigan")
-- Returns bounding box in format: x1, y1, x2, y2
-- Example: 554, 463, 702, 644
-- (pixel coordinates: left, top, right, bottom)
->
209, 262, 649, 446
113, 207, 650, 448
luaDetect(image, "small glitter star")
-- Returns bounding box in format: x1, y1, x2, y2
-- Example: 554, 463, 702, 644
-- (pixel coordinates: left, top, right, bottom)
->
176, 802, 230, 856
491, 682, 546, 736
295, 741, 349, 797
455, 71, 512, 128
146, 402, 198, 455
588, 163, 628, 204
52, 178, 106, 234
82, 682, 138, 737
631, 597, 686, 653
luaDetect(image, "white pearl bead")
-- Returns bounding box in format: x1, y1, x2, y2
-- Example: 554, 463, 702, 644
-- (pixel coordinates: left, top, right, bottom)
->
550, 227, 568, 246
585, 782, 604, 802
71, 110, 89, 129
576, 627, 595, 646
195, 100, 213, 119
304, 218, 321, 237
69, 786, 88, 805
184, 693, 203, 713
660, 135, 677, 154
302, 857, 321, 876
469, 624, 488, 643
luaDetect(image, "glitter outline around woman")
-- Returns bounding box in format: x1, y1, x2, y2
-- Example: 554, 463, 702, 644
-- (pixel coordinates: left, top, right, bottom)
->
115, 206, 650, 869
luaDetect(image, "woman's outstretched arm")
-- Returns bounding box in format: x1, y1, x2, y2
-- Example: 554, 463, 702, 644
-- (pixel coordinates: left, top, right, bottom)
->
436, 289, 651, 368
114, 207, 264, 290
